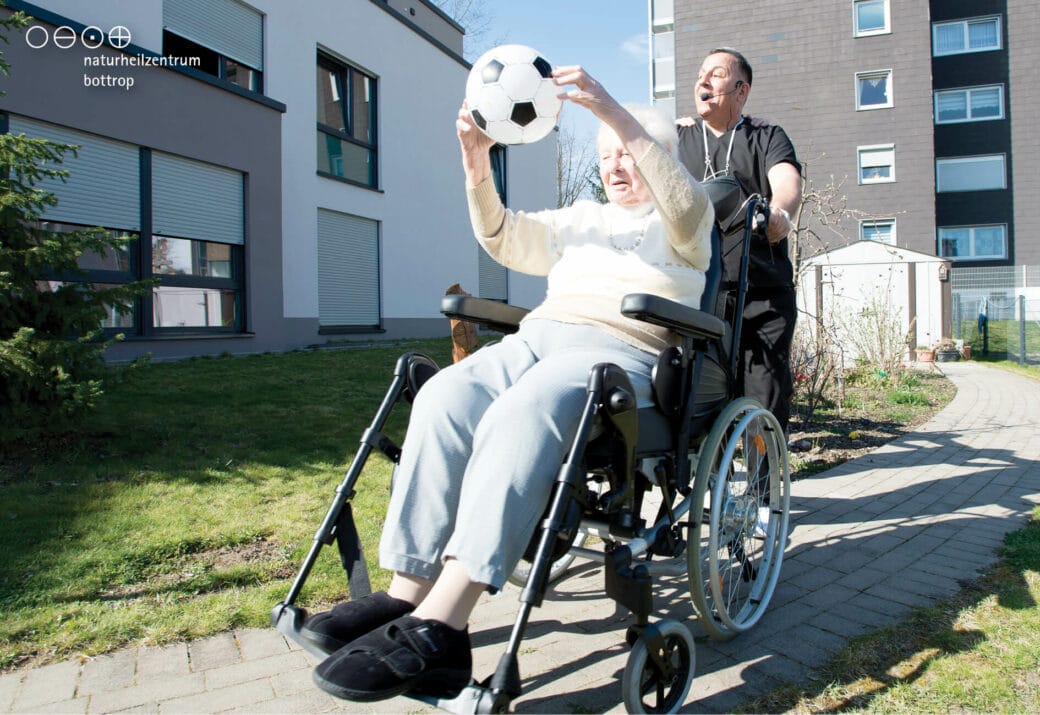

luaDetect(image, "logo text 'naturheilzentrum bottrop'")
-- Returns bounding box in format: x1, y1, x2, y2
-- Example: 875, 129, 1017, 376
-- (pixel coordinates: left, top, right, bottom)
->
25, 24, 200, 90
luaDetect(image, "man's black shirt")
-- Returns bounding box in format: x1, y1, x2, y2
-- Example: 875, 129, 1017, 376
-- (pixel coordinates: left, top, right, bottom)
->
677, 119, 801, 290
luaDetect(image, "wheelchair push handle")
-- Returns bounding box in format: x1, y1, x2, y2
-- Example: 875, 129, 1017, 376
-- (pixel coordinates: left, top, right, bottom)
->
748, 196, 770, 241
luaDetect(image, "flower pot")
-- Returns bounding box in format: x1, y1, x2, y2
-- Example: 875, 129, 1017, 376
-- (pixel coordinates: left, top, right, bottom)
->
961, 344, 972, 360
936, 348, 960, 362
915, 349, 935, 363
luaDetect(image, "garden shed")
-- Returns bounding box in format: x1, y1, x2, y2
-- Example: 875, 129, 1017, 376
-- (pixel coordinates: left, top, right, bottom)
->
797, 241, 952, 363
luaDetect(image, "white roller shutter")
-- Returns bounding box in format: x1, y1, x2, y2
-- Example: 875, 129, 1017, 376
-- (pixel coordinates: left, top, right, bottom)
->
9, 116, 140, 231
317, 209, 380, 327
163, 0, 264, 70
152, 152, 243, 245
478, 245, 507, 302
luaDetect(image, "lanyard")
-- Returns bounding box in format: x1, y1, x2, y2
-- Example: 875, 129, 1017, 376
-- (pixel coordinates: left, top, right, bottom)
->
701, 116, 744, 181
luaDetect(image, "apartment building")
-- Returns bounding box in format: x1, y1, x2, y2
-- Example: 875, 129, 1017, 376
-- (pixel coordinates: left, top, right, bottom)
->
1, 0, 555, 361
649, 0, 1038, 272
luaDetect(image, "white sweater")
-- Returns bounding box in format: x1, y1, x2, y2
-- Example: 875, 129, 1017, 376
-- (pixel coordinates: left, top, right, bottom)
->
466, 141, 715, 354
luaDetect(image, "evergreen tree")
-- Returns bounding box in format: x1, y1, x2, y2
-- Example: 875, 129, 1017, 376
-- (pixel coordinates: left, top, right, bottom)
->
0, 10, 149, 441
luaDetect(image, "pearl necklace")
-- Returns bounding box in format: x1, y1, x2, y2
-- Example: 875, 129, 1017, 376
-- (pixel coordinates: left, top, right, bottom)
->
608, 206, 653, 252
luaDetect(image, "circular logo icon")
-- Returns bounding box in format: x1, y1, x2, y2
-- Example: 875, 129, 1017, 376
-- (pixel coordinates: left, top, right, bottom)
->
108, 25, 132, 49
82, 25, 104, 49
24, 25, 48, 49
52, 25, 77, 49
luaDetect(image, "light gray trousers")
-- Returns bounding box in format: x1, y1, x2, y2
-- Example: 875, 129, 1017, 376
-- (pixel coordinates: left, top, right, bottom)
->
378, 319, 655, 589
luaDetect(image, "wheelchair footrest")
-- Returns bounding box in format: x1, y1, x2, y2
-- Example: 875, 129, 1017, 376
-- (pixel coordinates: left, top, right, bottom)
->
408, 683, 500, 714
269, 602, 335, 659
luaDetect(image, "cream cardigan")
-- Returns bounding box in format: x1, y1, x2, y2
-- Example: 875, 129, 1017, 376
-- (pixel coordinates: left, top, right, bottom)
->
466, 141, 715, 354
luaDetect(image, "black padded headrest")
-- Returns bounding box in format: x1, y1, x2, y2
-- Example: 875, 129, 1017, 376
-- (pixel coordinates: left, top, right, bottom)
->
702, 175, 744, 234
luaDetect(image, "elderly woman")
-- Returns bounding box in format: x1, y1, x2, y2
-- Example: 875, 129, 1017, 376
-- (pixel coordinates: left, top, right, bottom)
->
309, 66, 714, 702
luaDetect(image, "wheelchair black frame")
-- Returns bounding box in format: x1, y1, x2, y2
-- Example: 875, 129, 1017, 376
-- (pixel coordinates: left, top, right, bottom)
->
272, 196, 772, 714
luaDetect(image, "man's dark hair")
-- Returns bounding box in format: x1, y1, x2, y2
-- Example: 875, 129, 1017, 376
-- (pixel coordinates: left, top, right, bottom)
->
709, 46, 753, 87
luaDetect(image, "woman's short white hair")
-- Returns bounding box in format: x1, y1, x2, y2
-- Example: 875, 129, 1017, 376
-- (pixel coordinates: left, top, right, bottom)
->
597, 103, 679, 158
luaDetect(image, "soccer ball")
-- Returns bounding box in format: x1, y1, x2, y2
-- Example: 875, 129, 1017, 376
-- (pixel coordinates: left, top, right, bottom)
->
465, 44, 562, 145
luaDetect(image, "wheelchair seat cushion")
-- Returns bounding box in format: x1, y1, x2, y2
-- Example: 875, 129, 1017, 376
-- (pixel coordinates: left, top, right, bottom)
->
299, 591, 414, 655
312, 615, 472, 702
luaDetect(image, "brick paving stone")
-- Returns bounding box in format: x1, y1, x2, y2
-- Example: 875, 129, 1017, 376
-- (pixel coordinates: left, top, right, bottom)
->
235, 628, 293, 661
834, 565, 889, 592
269, 667, 315, 698
162, 679, 275, 713
205, 651, 311, 690
864, 583, 935, 609
797, 583, 860, 610
11, 660, 79, 710
847, 591, 911, 620
810, 609, 874, 638
77, 648, 136, 696
17, 698, 89, 714
224, 688, 340, 714
188, 632, 241, 672
87, 673, 205, 713
135, 643, 191, 680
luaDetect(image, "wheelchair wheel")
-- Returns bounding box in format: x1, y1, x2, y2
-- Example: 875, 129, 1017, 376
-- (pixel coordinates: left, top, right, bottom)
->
622, 620, 696, 714
506, 532, 587, 587
688, 398, 790, 641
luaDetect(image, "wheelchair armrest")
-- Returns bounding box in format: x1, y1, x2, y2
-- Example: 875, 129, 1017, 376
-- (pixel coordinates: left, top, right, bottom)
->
440, 295, 529, 334
621, 293, 726, 340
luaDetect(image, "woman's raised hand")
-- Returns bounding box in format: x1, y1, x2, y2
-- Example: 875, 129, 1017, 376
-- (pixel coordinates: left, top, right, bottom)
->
551, 65, 622, 122
456, 100, 496, 155
456, 100, 495, 187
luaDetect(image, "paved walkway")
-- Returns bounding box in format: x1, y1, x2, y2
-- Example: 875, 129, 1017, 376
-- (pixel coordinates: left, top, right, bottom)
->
3, 362, 1039, 714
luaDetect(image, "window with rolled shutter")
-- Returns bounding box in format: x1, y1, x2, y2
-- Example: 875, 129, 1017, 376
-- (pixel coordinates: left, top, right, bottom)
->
152, 152, 244, 245
317, 209, 381, 327
163, 0, 263, 71
8, 116, 140, 230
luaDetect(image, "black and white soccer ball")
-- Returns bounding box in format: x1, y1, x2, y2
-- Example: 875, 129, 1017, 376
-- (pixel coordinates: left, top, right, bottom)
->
465, 44, 562, 145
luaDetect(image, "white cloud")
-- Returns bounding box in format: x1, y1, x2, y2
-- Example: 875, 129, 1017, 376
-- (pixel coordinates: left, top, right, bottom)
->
620, 33, 648, 63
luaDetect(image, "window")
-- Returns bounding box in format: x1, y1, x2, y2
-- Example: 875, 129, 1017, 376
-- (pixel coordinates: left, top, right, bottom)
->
652, 30, 676, 94
161, 0, 264, 92
860, 219, 896, 245
936, 155, 1005, 192
856, 70, 892, 109
9, 117, 246, 335
151, 151, 244, 330
36, 221, 138, 329
858, 145, 895, 184
933, 17, 1001, 56
934, 85, 1004, 124
316, 209, 381, 329
938, 225, 1006, 260
317, 53, 379, 188
651, 0, 674, 28
854, 0, 890, 36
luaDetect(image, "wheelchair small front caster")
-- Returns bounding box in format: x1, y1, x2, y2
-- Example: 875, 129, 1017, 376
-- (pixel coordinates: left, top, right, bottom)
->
622, 620, 696, 714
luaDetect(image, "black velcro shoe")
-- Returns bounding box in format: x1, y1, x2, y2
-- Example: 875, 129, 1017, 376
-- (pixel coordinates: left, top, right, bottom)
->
298, 592, 414, 655
312, 615, 472, 702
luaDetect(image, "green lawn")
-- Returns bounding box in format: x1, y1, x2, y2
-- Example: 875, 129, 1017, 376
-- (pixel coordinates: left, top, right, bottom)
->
0, 339, 455, 670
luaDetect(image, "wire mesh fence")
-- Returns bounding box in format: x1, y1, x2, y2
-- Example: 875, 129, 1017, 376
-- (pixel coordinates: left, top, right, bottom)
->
952, 265, 1040, 364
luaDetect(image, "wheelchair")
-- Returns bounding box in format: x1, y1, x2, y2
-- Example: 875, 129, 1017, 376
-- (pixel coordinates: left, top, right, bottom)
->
271, 194, 791, 714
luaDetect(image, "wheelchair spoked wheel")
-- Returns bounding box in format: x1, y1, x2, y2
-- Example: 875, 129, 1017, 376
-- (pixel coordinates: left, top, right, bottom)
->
622, 620, 697, 714
688, 398, 791, 640
506, 532, 588, 587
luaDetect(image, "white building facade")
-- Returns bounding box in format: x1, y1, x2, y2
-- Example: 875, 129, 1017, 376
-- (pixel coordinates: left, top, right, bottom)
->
2, 0, 555, 360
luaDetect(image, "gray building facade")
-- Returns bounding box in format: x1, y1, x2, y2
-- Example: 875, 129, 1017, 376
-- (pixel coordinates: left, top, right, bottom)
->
655, 0, 1037, 272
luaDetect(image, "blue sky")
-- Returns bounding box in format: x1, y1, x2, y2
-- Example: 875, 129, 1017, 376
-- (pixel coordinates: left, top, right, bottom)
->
472, 2, 652, 143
